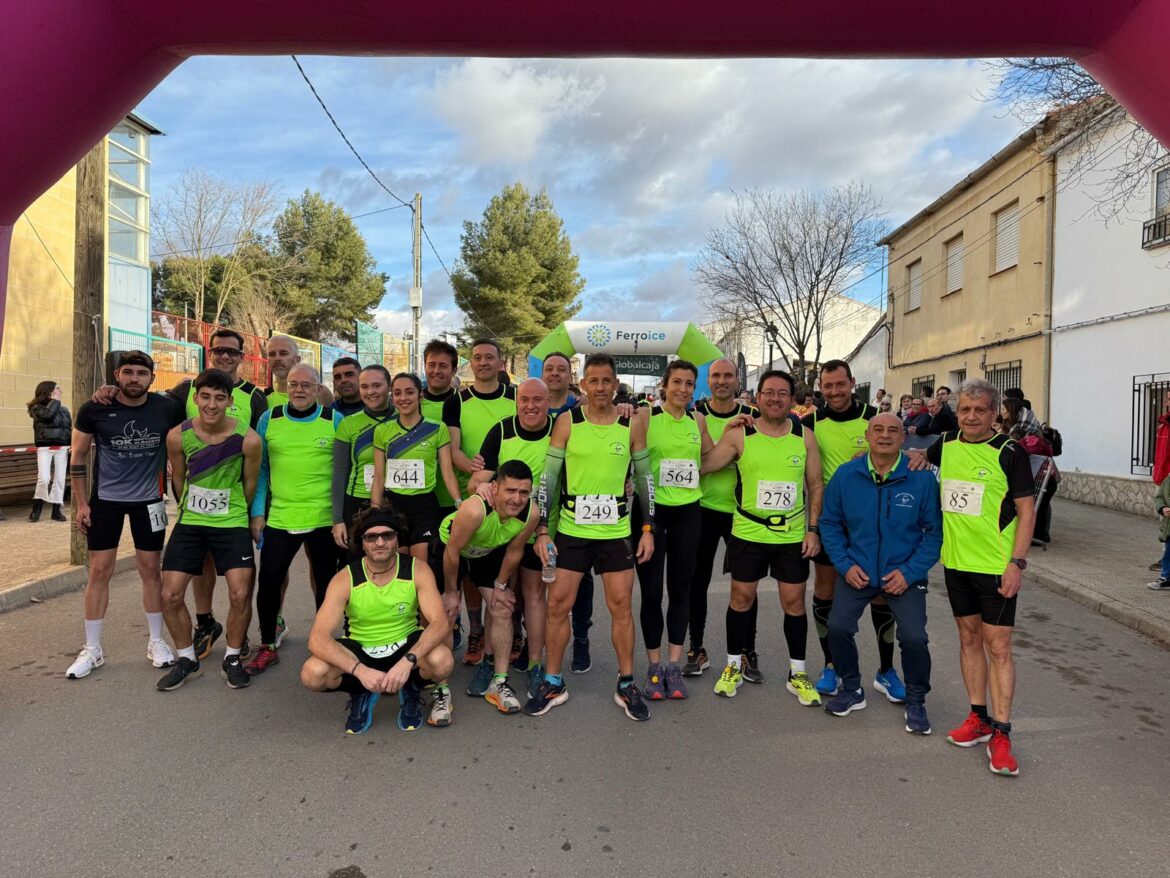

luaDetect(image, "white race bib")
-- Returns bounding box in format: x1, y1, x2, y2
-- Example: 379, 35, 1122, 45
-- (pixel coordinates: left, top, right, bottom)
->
386, 458, 425, 489
660, 458, 698, 489
942, 480, 984, 517
576, 494, 619, 525
362, 464, 375, 492
756, 481, 797, 513
147, 499, 168, 532
186, 485, 230, 517
362, 637, 410, 659
462, 544, 495, 559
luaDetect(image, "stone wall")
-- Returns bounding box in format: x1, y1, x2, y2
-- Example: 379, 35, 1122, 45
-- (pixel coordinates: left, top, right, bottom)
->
1057, 470, 1157, 517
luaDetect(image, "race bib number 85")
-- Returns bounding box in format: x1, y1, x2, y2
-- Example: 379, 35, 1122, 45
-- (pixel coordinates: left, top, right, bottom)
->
756, 481, 797, 513
386, 458, 425, 488
942, 480, 984, 516
576, 494, 619, 525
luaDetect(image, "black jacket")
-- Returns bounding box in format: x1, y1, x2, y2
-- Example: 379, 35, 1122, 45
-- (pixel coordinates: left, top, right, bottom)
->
29, 399, 72, 447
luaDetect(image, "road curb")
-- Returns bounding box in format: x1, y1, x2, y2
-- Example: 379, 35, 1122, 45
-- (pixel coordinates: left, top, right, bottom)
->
1026, 568, 1170, 648
0, 554, 138, 615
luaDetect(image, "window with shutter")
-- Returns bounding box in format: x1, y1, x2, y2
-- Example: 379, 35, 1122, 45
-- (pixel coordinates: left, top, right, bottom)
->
1155, 168, 1170, 217
906, 260, 923, 311
994, 203, 1019, 273
945, 235, 964, 294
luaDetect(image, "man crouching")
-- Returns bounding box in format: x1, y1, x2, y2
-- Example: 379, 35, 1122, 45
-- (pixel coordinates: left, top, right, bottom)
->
301, 502, 454, 733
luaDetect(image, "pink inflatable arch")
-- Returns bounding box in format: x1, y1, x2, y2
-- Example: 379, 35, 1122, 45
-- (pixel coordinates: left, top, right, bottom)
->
3, 0, 1168, 354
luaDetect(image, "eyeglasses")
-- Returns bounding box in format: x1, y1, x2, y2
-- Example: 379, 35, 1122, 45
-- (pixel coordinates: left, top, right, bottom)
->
758, 390, 791, 399
209, 347, 243, 358
287, 382, 317, 391
361, 531, 396, 544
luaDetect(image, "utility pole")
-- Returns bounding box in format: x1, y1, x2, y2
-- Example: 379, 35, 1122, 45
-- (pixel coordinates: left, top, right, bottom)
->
410, 192, 423, 375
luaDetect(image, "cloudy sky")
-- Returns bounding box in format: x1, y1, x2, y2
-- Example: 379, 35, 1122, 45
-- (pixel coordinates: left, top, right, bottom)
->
138, 56, 1023, 343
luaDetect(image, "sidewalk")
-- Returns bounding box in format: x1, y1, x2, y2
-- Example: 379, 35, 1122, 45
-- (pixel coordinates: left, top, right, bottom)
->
1025, 496, 1170, 645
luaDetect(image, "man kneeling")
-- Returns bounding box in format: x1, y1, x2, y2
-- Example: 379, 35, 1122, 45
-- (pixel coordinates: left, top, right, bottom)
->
300, 503, 453, 734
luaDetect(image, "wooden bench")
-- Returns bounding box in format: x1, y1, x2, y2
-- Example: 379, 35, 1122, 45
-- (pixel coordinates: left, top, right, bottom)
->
0, 449, 39, 505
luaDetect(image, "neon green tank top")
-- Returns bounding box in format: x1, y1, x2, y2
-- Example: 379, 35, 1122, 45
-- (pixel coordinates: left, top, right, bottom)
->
438, 495, 531, 558
807, 404, 876, 484
264, 404, 335, 530
335, 408, 394, 499
732, 423, 807, 545
373, 416, 449, 496
495, 415, 558, 541
422, 390, 456, 507
452, 385, 517, 495
938, 434, 1019, 574
698, 401, 755, 513
177, 416, 250, 528
646, 405, 703, 507
266, 389, 288, 411
344, 556, 421, 647
559, 408, 632, 540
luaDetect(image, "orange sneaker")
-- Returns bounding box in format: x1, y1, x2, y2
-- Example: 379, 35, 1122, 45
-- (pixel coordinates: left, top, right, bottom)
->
462, 630, 484, 666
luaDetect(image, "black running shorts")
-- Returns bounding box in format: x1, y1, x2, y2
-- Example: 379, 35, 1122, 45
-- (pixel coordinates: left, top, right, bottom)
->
336, 631, 422, 673
943, 568, 1017, 627
554, 532, 635, 575
728, 536, 809, 585
86, 497, 167, 552
163, 523, 256, 575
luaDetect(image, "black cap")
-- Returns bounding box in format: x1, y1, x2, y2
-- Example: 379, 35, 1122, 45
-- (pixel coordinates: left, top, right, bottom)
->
118, 350, 155, 373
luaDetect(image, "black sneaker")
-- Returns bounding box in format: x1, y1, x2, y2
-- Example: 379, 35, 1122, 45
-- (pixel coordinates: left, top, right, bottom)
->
683, 646, 709, 677
522, 679, 569, 716
571, 638, 591, 674
193, 621, 223, 661
1148, 578, 1170, 591
741, 651, 764, 684
221, 654, 250, 689
614, 681, 650, 721
157, 657, 202, 691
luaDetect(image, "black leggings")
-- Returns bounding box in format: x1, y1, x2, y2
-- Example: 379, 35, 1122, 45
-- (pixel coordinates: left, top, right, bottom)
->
689, 505, 732, 648
634, 499, 701, 650
257, 526, 337, 644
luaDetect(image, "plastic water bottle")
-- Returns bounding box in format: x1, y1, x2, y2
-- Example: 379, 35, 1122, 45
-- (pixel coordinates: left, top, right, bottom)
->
542, 545, 558, 583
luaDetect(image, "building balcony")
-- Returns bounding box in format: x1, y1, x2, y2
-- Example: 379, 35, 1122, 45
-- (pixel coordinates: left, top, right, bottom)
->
1142, 213, 1170, 249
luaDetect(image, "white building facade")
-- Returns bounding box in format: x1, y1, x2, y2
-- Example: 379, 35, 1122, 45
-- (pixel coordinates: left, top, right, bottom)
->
844, 318, 889, 404
1050, 114, 1170, 514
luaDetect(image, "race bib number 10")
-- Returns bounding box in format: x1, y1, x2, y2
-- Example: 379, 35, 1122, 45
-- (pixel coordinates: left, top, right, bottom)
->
756, 481, 797, 513
147, 499, 168, 532
942, 480, 984, 517
386, 458, 425, 488
660, 458, 698, 488
186, 486, 230, 517
576, 494, 619, 525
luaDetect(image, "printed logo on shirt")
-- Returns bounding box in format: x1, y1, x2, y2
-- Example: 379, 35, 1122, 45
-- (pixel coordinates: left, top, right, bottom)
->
610, 442, 625, 455
109, 420, 162, 451
894, 492, 915, 508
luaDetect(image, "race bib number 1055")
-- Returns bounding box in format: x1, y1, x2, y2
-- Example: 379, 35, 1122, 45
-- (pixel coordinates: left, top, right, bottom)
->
186, 486, 229, 517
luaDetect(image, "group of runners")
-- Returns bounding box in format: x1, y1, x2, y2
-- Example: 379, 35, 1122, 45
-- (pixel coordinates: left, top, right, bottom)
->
63, 328, 1035, 777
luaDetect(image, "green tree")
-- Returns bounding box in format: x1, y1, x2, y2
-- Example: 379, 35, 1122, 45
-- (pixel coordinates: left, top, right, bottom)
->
452, 183, 583, 358
270, 191, 387, 342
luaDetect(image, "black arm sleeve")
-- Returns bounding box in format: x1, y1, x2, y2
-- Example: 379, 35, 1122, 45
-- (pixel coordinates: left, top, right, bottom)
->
249, 388, 268, 428
479, 423, 503, 472
1003, 443, 1036, 498
925, 435, 945, 467
332, 440, 351, 524
442, 393, 461, 429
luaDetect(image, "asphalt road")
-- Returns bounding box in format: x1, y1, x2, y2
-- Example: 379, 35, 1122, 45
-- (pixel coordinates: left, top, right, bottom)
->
1, 553, 1167, 878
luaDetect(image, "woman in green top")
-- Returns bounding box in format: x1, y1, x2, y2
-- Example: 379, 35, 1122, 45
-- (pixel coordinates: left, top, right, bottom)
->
633, 360, 713, 700
371, 373, 462, 563
332, 365, 395, 554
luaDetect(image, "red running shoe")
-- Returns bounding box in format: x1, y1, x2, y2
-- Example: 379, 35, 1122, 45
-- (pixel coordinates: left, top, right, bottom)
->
987, 730, 1020, 776
463, 630, 484, 666
243, 645, 279, 676
946, 711, 993, 748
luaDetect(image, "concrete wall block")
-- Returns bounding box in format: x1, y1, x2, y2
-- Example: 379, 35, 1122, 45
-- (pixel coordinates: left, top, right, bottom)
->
1058, 471, 1157, 517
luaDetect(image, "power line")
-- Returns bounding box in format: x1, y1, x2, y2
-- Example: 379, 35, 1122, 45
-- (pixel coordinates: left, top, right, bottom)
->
22, 214, 74, 290
290, 55, 412, 210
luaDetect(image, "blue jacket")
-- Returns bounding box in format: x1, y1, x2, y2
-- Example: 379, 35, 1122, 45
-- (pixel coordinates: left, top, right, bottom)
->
819, 453, 942, 588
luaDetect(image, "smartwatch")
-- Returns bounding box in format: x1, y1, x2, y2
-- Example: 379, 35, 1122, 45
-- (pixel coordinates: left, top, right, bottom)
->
404, 652, 418, 665
494, 581, 510, 591
1009, 557, 1027, 571
807, 524, 820, 535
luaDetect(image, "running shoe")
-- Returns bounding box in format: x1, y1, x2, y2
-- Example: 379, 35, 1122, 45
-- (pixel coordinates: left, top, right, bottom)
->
397, 684, 425, 731
825, 688, 867, 716
221, 654, 251, 689
713, 664, 743, 697
664, 665, 688, 699
571, 638, 591, 674
741, 651, 763, 684
243, 645, 279, 676
345, 690, 380, 734
614, 681, 650, 721
644, 663, 667, 701
511, 638, 529, 672
815, 666, 840, 696
873, 669, 907, 704
946, 711, 993, 748
527, 663, 545, 701
66, 645, 104, 679
522, 679, 569, 716
467, 659, 493, 696
427, 686, 453, 727
682, 647, 709, 677
510, 631, 524, 663
904, 702, 932, 735
485, 677, 522, 714
785, 671, 822, 706
1147, 578, 1170, 590
156, 657, 202, 691
192, 620, 223, 661
147, 638, 175, 669
452, 618, 463, 651
463, 630, 484, 666
274, 616, 288, 648
239, 636, 253, 661
987, 730, 1020, 776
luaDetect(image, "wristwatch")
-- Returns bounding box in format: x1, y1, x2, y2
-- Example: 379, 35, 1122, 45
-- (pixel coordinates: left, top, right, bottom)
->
642, 523, 657, 536
1009, 557, 1028, 570
404, 652, 418, 665
494, 581, 510, 591
807, 524, 820, 535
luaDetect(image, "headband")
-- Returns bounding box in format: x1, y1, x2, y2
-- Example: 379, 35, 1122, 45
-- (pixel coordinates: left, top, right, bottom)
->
357, 512, 403, 537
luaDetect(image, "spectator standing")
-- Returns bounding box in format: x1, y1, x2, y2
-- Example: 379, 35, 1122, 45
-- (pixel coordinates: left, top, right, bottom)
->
26, 380, 72, 522
1152, 389, 1170, 487
922, 396, 958, 436
1149, 477, 1170, 590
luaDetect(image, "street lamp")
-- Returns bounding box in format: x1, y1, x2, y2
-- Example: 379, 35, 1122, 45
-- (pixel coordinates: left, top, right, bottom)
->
765, 322, 779, 369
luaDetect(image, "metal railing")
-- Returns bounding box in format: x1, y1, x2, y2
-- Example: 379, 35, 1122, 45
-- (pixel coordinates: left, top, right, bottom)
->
1142, 214, 1170, 250
1132, 372, 1170, 476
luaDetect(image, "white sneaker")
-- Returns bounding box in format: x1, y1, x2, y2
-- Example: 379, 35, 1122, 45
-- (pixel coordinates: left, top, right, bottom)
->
147, 638, 176, 668
485, 676, 522, 714
66, 646, 105, 679
427, 687, 453, 727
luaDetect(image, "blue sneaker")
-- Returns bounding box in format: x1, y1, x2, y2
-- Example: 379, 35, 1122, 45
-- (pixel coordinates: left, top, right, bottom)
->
522, 679, 569, 716
873, 669, 907, 704
824, 688, 867, 716
344, 690, 380, 734
397, 685, 424, 731
905, 702, 932, 735
815, 666, 839, 696
467, 658, 494, 696
527, 663, 545, 701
